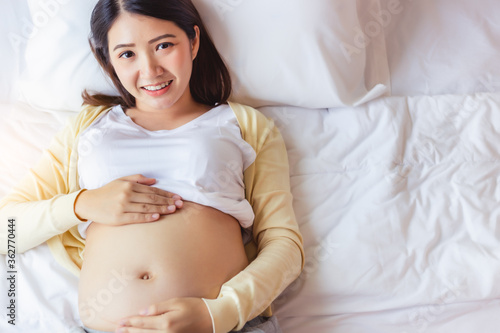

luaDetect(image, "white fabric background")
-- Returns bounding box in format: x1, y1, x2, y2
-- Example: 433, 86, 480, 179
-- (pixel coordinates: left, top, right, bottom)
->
1, 0, 500, 332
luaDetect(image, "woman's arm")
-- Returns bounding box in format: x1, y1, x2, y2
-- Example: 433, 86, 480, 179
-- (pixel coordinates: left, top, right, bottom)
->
0, 111, 89, 254
203, 103, 305, 333
0, 105, 184, 255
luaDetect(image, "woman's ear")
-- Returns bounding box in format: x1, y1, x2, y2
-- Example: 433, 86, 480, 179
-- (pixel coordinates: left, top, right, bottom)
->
191, 25, 200, 61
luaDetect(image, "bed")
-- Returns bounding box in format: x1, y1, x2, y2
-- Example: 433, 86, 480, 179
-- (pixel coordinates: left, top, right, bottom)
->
1, 0, 500, 332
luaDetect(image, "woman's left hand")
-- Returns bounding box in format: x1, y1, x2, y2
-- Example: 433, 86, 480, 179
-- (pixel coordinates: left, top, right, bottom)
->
115, 297, 213, 333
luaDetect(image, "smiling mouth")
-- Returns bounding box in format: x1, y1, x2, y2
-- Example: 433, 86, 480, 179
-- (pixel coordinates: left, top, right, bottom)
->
141, 80, 173, 91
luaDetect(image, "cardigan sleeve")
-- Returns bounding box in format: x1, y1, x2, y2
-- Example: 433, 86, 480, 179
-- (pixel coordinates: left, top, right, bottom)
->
0, 112, 87, 254
203, 104, 305, 333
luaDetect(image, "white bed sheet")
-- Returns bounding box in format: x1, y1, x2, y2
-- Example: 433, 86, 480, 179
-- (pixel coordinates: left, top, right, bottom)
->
267, 93, 500, 327
2, 93, 500, 332
0, 244, 81, 333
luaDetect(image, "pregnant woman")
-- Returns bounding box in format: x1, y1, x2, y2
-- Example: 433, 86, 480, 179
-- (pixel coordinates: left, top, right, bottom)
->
0, 1, 304, 332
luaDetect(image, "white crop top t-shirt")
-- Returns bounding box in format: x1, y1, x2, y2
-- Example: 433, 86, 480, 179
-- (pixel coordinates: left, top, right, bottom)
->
77, 104, 256, 238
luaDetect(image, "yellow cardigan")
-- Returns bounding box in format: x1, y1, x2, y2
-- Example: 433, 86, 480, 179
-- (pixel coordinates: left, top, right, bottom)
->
0, 101, 304, 333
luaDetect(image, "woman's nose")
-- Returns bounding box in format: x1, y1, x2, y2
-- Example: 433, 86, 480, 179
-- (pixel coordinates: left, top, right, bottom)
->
140, 55, 163, 78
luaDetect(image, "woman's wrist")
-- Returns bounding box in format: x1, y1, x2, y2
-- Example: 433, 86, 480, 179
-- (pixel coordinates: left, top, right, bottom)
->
202, 295, 239, 333
201, 298, 216, 333
74, 189, 89, 221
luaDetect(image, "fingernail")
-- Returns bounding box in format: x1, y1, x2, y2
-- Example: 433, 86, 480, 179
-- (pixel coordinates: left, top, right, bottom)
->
167, 205, 176, 212
173, 194, 182, 200
140, 308, 149, 315
152, 213, 160, 219
118, 319, 127, 326
175, 200, 183, 207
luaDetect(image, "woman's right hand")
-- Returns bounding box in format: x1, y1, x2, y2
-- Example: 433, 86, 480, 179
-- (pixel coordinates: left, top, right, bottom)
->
74, 174, 183, 225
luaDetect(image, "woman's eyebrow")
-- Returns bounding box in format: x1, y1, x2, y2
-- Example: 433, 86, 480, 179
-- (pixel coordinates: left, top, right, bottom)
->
148, 33, 176, 44
113, 43, 134, 51
113, 34, 176, 51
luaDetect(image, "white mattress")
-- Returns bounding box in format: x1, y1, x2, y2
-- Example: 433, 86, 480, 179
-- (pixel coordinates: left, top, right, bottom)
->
3, 93, 500, 332
267, 93, 500, 332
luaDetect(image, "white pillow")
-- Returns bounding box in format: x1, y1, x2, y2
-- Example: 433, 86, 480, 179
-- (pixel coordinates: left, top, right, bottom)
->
193, 0, 390, 108
0, 1, 29, 103
17, 0, 390, 111
382, 0, 500, 96
17, 0, 115, 112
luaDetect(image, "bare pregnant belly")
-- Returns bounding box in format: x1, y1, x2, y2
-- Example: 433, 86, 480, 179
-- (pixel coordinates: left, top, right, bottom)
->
78, 202, 249, 331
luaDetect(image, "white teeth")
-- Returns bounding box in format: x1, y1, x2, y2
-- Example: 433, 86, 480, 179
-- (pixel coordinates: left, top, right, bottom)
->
143, 81, 171, 91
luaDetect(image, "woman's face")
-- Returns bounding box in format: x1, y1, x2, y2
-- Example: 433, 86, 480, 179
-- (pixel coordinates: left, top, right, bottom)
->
107, 12, 200, 112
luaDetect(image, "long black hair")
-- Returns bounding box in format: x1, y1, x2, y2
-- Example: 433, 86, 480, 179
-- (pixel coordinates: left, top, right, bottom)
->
82, 0, 232, 108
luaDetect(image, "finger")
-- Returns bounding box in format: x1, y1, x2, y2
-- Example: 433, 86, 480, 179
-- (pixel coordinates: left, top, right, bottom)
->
140, 299, 181, 316
125, 202, 178, 215
115, 326, 157, 333
118, 313, 171, 330
119, 212, 162, 224
127, 191, 183, 209
131, 183, 183, 201
119, 174, 157, 185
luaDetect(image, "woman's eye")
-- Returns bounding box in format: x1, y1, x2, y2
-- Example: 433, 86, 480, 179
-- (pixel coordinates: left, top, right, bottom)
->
157, 42, 173, 51
119, 51, 134, 59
